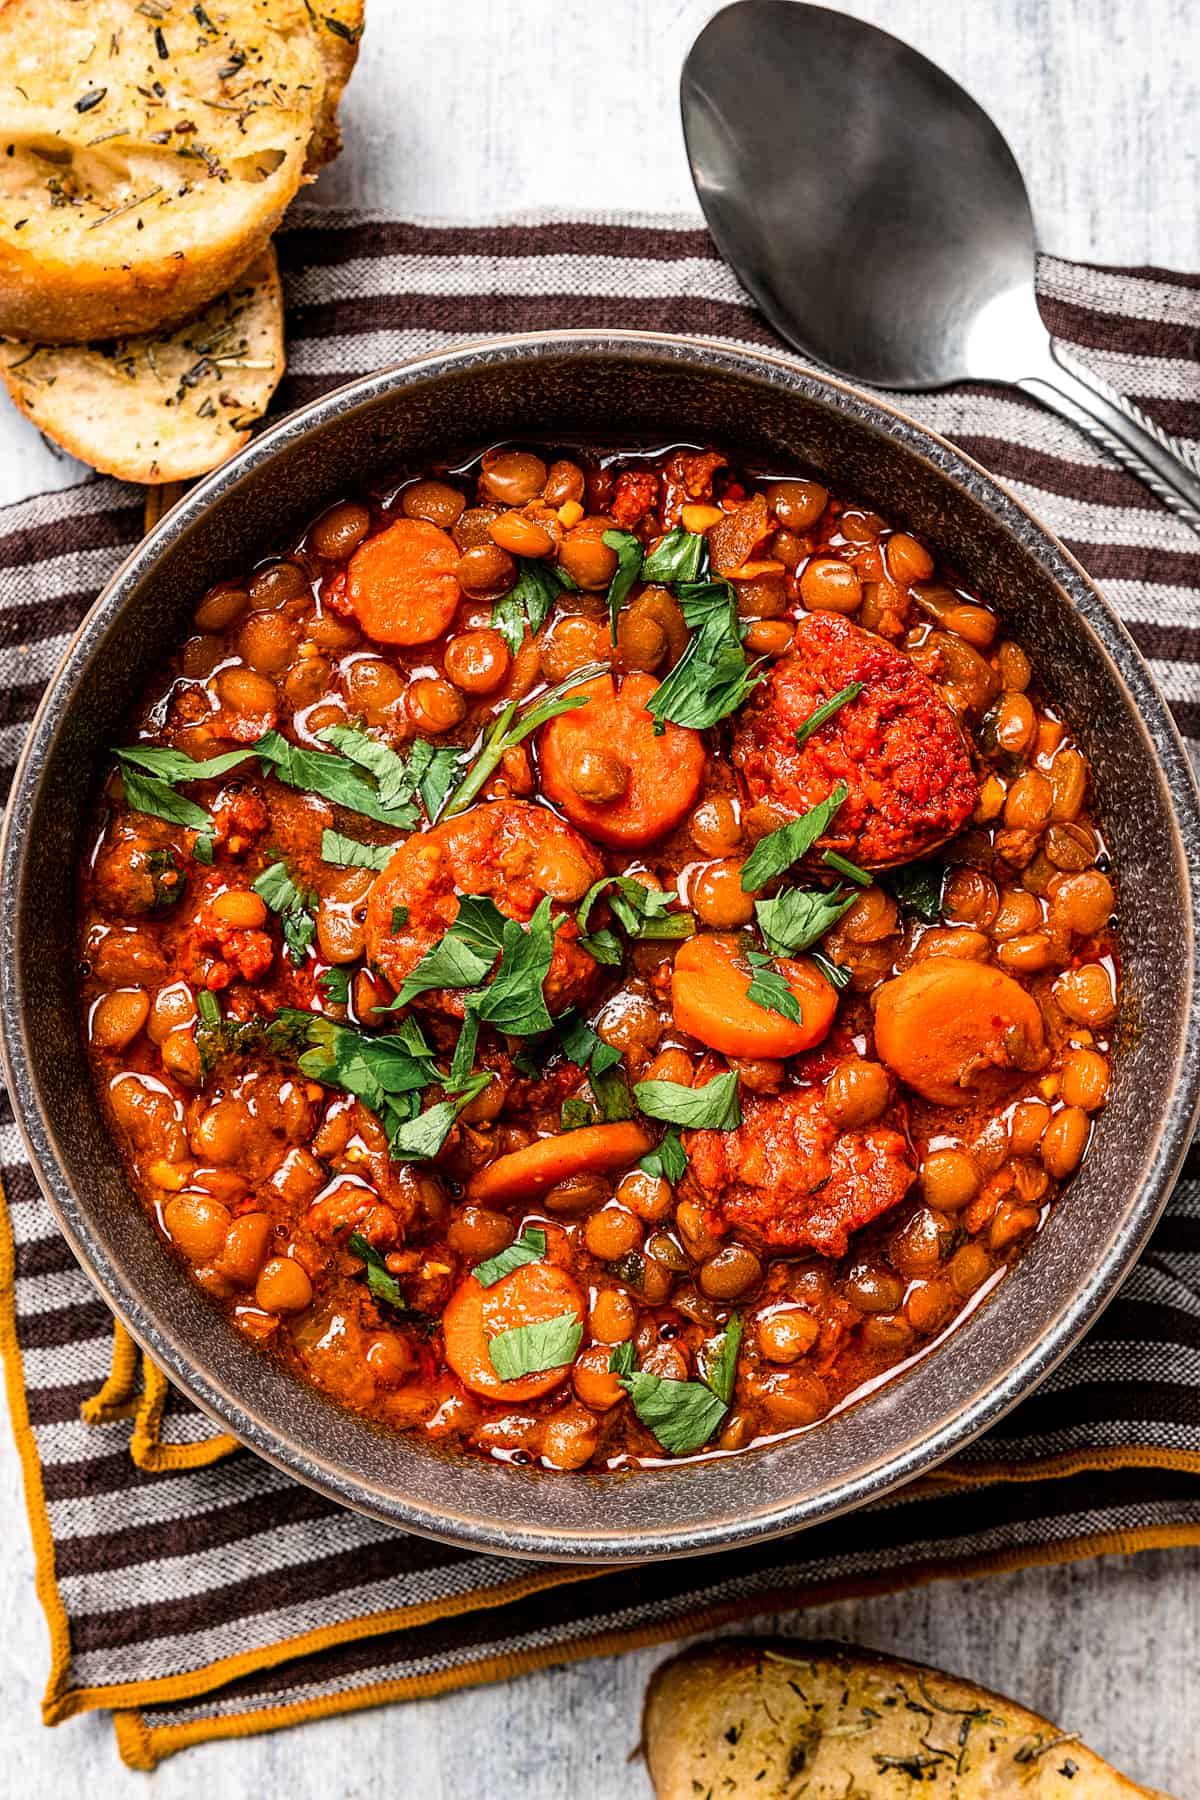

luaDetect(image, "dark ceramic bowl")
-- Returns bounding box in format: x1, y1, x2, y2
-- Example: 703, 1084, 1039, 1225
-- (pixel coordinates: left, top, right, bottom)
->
3, 333, 1199, 1561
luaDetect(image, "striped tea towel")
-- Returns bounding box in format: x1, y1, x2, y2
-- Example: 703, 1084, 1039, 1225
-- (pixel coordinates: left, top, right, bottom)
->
0, 211, 1197, 1768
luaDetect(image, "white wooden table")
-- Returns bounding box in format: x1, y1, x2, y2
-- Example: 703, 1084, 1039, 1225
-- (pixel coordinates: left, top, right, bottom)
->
1, 1, 1197, 1790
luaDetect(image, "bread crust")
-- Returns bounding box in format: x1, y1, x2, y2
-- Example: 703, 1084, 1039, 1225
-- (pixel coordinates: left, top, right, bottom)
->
0, 0, 325, 341
305, 0, 365, 170
642, 1640, 1175, 1798
0, 246, 284, 482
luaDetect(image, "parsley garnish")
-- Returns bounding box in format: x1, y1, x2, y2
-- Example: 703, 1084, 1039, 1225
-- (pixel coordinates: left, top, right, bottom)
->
320, 829, 393, 871
440, 662, 607, 820
811, 949, 853, 991
822, 848, 871, 887
556, 1010, 622, 1077
601, 528, 644, 640
473, 1227, 547, 1288
697, 1312, 743, 1406
252, 860, 316, 964
740, 783, 849, 890
487, 1309, 583, 1382
346, 1233, 406, 1310
390, 904, 409, 934
196, 989, 220, 1027
576, 875, 694, 963
639, 1127, 688, 1184
645, 580, 763, 733
639, 528, 709, 585
492, 558, 576, 655
318, 965, 351, 1006
755, 886, 855, 955
609, 1325, 740, 1456
561, 1097, 595, 1131
744, 950, 803, 1023
883, 858, 946, 922
633, 1069, 741, 1131
793, 681, 863, 748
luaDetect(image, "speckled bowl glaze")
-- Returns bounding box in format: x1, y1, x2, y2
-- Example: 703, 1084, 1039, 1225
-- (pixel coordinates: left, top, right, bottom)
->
3, 333, 1199, 1562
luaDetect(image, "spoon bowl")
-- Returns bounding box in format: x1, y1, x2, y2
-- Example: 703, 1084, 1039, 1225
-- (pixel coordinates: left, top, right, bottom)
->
681, 0, 1200, 528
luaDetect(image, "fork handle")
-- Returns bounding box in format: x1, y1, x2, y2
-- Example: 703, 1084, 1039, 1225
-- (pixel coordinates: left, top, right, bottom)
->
1016, 341, 1200, 536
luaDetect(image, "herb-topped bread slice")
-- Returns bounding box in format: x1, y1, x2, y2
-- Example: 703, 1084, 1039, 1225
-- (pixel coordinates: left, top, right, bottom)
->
305, 0, 364, 170
0, 0, 325, 342
0, 245, 283, 481
643, 1642, 1174, 1798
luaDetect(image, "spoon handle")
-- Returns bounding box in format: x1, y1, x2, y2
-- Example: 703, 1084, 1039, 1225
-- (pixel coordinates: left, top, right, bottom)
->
1015, 343, 1200, 536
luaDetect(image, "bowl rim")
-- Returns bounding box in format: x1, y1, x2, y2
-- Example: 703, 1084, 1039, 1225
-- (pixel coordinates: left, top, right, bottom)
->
3, 327, 1199, 1561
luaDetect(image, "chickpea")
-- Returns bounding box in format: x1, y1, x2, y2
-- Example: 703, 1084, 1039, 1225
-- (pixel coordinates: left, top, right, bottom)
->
843, 1262, 905, 1314
443, 628, 511, 695
181, 634, 225, 679
585, 1206, 643, 1262
488, 510, 553, 559
1062, 1048, 1109, 1111
975, 774, 1006, 823
248, 561, 307, 609
216, 666, 277, 718
996, 931, 1055, 974
255, 1255, 314, 1314
572, 1344, 624, 1410
161, 1028, 202, 1087
995, 640, 1032, 692
675, 1198, 722, 1262
839, 886, 899, 944
990, 887, 1042, 940
913, 926, 990, 962
941, 867, 999, 929
596, 994, 661, 1060
757, 1367, 828, 1429
558, 518, 619, 590
1049, 746, 1088, 821
1009, 1099, 1050, 1157
447, 1206, 513, 1262
644, 1047, 694, 1087
212, 888, 268, 929
885, 532, 934, 585
539, 614, 610, 683
282, 653, 333, 709
861, 1312, 916, 1353
1054, 963, 1116, 1027
1045, 822, 1097, 872
1042, 1105, 1090, 1178
642, 1341, 691, 1383
765, 479, 827, 531
1004, 770, 1053, 832
823, 1060, 890, 1127
733, 572, 789, 619
570, 747, 630, 806
217, 1211, 273, 1285
616, 1169, 674, 1223
756, 1305, 819, 1362
1050, 871, 1114, 937
343, 657, 405, 713
91, 988, 149, 1050
147, 981, 196, 1046
194, 582, 249, 632
734, 1057, 785, 1095
905, 1277, 955, 1336
691, 860, 755, 928
913, 590, 999, 650
919, 1149, 980, 1212
190, 1097, 250, 1165
699, 1243, 763, 1300
308, 501, 371, 561
743, 619, 795, 657
500, 742, 535, 796
408, 676, 467, 734
366, 1334, 415, 1386
991, 690, 1036, 757
401, 480, 465, 530
949, 1242, 992, 1298
689, 796, 742, 857
531, 838, 598, 904
353, 968, 390, 1026
799, 556, 862, 613
990, 1198, 1040, 1253
589, 1286, 637, 1343
455, 543, 517, 600
307, 611, 361, 651
316, 867, 373, 965
164, 1192, 231, 1263
544, 1173, 610, 1216
479, 449, 548, 508
544, 459, 586, 507
618, 589, 682, 671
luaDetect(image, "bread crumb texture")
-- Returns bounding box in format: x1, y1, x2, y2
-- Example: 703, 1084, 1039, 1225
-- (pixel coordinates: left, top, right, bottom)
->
0, 243, 284, 480
0, 0, 359, 340
642, 1642, 1174, 1799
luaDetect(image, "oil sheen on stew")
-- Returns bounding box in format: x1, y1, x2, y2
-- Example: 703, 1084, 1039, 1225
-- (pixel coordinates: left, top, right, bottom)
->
79, 444, 1119, 1472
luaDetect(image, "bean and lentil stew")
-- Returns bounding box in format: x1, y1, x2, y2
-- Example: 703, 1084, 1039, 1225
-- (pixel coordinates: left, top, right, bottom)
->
79, 444, 1118, 1471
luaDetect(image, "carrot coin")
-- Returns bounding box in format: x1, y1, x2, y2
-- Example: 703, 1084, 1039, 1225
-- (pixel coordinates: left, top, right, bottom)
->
671, 932, 837, 1058
467, 1122, 654, 1207
539, 672, 707, 849
443, 1260, 586, 1402
345, 517, 462, 645
873, 958, 1047, 1105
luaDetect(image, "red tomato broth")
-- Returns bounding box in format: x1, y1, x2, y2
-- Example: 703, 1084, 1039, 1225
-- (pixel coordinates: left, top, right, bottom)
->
77, 442, 1119, 1473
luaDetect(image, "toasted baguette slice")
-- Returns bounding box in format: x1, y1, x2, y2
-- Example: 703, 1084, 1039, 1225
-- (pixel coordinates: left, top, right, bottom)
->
0, 246, 283, 482
306, 0, 365, 171
643, 1641, 1175, 1799
0, 0, 324, 342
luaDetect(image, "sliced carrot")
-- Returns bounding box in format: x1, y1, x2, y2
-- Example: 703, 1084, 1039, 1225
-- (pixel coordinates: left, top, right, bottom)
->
671, 932, 837, 1058
345, 517, 462, 646
442, 1261, 586, 1402
873, 958, 1047, 1106
538, 672, 707, 849
467, 1121, 654, 1207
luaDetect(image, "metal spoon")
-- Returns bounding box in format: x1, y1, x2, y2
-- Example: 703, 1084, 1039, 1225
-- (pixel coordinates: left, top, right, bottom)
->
681, 0, 1200, 532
